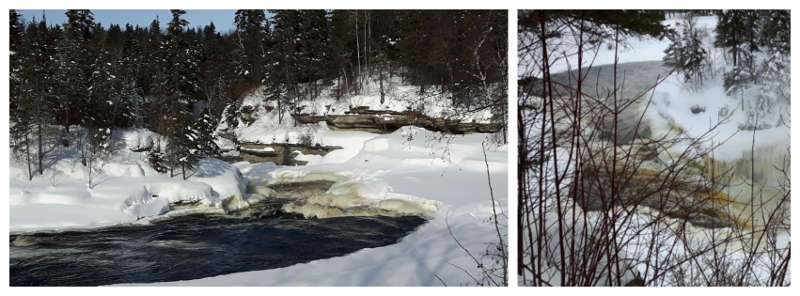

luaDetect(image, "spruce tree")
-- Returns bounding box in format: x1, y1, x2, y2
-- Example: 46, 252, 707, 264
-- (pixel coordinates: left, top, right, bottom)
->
19, 17, 59, 176
192, 108, 222, 158
117, 25, 147, 128
199, 22, 231, 118
298, 10, 329, 98
233, 10, 268, 84
160, 10, 202, 179
265, 10, 303, 124
10, 12, 34, 180
58, 10, 97, 132
663, 13, 710, 90
715, 10, 751, 68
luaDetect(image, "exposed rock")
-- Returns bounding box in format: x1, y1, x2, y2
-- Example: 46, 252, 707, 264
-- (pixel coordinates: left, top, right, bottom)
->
690, 105, 706, 114
239, 105, 256, 125
293, 108, 502, 134
266, 180, 337, 199
12, 236, 37, 247
236, 142, 342, 166
221, 194, 250, 213
220, 106, 500, 166
169, 199, 202, 211
249, 185, 275, 198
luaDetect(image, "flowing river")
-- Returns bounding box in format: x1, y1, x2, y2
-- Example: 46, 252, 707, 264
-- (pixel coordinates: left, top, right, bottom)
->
10, 201, 426, 286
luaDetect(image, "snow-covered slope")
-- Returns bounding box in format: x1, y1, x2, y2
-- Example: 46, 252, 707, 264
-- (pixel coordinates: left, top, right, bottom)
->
216, 75, 498, 149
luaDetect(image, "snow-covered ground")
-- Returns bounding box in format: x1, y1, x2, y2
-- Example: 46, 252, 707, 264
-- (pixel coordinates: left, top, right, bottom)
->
10, 128, 246, 232
162, 126, 508, 285
10, 79, 507, 285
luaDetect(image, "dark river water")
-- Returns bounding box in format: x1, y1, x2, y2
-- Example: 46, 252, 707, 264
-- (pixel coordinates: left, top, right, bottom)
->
10, 210, 426, 286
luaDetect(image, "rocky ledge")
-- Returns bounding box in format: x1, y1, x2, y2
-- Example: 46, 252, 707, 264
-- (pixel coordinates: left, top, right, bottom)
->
227, 142, 342, 166
293, 106, 503, 134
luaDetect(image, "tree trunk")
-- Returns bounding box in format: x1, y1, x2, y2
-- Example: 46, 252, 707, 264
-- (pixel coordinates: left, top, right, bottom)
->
38, 123, 43, 175
379, 70, 385, 104
88, 156, 93, 189
25, 134, 33, 181
355, 11, 361, 92
278, 91, 283, 125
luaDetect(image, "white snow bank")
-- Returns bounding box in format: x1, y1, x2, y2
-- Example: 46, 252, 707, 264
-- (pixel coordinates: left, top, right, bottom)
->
164, 126, 508, 285
189, 158, 247, 201
9, 130, 247, 232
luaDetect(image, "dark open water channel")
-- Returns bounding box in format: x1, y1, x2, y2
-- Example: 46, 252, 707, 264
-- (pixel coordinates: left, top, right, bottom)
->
10, 211, 425, 286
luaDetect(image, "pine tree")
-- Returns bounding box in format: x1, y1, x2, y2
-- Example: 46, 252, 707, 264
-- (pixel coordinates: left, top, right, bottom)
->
192, 108, 222, 158
58, 10, 98, 132
9, 11, 35, 180
663, 13, 710, 90
758, 10, 790, 56
265, 10, 304, 124
200, 22, 233, 119
159, 10, 202, 179
76, 37, 118, 187
715, 10, 785, 97
17, 17, 59, 176
327, 10, 358, 98
714, 10, 753, 68
233, 10, 268, 84
297, 10, 329, 98
143, 17, 164, 96
148, 139, 168, 173
117, 24, 147, 128
754, 10, 791, 124
9, 9, 25, 128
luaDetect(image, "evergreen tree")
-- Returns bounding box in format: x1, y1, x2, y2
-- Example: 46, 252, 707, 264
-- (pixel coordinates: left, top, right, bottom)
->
297, 10, 329, 97
714, 10, 753, 68
663, 13, 710, 90
159, 10, 202, 179
18, 17, 59, 176
758, 10, 790, 56
327, 10, 358, 98
265, 10, 303, 124
58, 10, 97, 132
715, 10, 788, 97
142, 17, 163, 97
233, 10, 268, 84
192, 109, 222, 158
9, 9, 25, 126
117, 24, 147, 128
199, 22, 233, 118
76, 35, 118, 186
10, 12, 34, 180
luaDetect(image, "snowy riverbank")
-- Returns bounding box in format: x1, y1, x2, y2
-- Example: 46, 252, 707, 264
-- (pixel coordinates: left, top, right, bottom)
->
10, 124, 507, 285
